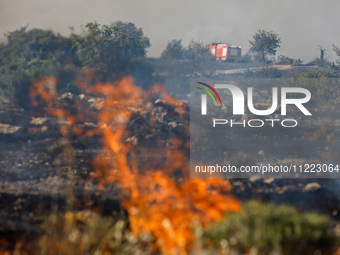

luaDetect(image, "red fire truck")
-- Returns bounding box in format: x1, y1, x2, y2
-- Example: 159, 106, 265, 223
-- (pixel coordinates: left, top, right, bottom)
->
209, 43, 242, 61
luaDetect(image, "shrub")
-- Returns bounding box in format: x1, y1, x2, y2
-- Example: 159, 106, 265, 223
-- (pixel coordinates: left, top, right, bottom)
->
202, 201, 337, 255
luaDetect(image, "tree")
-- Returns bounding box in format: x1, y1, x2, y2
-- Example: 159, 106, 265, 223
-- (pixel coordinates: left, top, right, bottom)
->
249, 30, 281, 63
0, 26, 77, 107
330, 45, 340, 72
183, 40, 214, 72
332, 45, 340, 67
160, 39, 183, 59
1, 27, 75, 78
333, 45, 340, 58
73, 21, 151, 81
277, 55, 294, 65
0, 21, 153, 108
183, 40, 210, 59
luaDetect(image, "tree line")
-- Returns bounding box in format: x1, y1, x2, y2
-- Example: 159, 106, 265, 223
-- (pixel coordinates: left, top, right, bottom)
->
0, 21, 152, 107
1, 22, 340, 108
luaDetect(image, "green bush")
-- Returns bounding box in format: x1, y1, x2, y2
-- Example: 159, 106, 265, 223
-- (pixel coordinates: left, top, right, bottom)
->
202, 201, 337, 255
298, 70, 339, 78
0, 22, 154, 108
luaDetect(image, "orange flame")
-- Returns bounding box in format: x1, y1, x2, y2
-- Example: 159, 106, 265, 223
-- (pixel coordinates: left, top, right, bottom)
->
30, 72, 240, 254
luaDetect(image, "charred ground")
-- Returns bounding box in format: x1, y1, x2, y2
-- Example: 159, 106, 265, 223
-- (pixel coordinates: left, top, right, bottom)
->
1, 23, 340, 254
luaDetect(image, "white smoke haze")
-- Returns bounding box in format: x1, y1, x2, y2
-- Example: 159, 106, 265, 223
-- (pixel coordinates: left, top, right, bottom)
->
1, 0, 340, 61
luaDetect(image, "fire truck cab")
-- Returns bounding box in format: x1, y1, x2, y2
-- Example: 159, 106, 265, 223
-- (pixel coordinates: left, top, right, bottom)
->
209, 43, 242, 61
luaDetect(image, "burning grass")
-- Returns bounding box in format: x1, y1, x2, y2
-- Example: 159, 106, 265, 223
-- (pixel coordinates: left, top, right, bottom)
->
4, 72, 337, 254
28, 72, 240, 254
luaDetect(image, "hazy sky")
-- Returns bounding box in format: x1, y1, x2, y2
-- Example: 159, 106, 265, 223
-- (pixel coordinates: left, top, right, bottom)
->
1, 0, 340, 61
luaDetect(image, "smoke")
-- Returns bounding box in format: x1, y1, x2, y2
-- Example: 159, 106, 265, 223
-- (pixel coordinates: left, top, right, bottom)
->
1, 0, 340, 61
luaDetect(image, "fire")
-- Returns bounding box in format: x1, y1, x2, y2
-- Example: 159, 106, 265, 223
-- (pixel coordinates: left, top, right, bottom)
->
30, 72, 240, 254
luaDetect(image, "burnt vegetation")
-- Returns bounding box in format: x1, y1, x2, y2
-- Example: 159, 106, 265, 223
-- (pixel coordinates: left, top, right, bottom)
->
0, 22, 340, 254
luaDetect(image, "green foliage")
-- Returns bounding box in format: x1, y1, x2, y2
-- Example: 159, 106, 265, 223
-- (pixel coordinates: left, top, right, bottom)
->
161, 39, 213, 61
333, 45, 340, 57
298, 70, 339, 78
160, 39, 215, 74
183, 40, 209, 59
330, 45, 340, 72
0, 28, 75, 77
184, 40, 215, 72
73, 21, 152, 85
73, 21, 151, 81
160, 39, 184, 60
73, 21, 153, 86
249, 30, 281, 63
277, 55, 294, 65
333, 45, 340, 65
202, 201, 337, 255
0, 21, 153, 107
0, 27, 77, 107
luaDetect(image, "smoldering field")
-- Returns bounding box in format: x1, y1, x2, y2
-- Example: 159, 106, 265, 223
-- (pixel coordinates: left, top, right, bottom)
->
1, 65, 340, 223
0, 22, 340, 254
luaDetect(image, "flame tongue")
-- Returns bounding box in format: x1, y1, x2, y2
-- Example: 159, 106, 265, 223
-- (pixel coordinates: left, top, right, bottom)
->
30, 73, 240, 254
